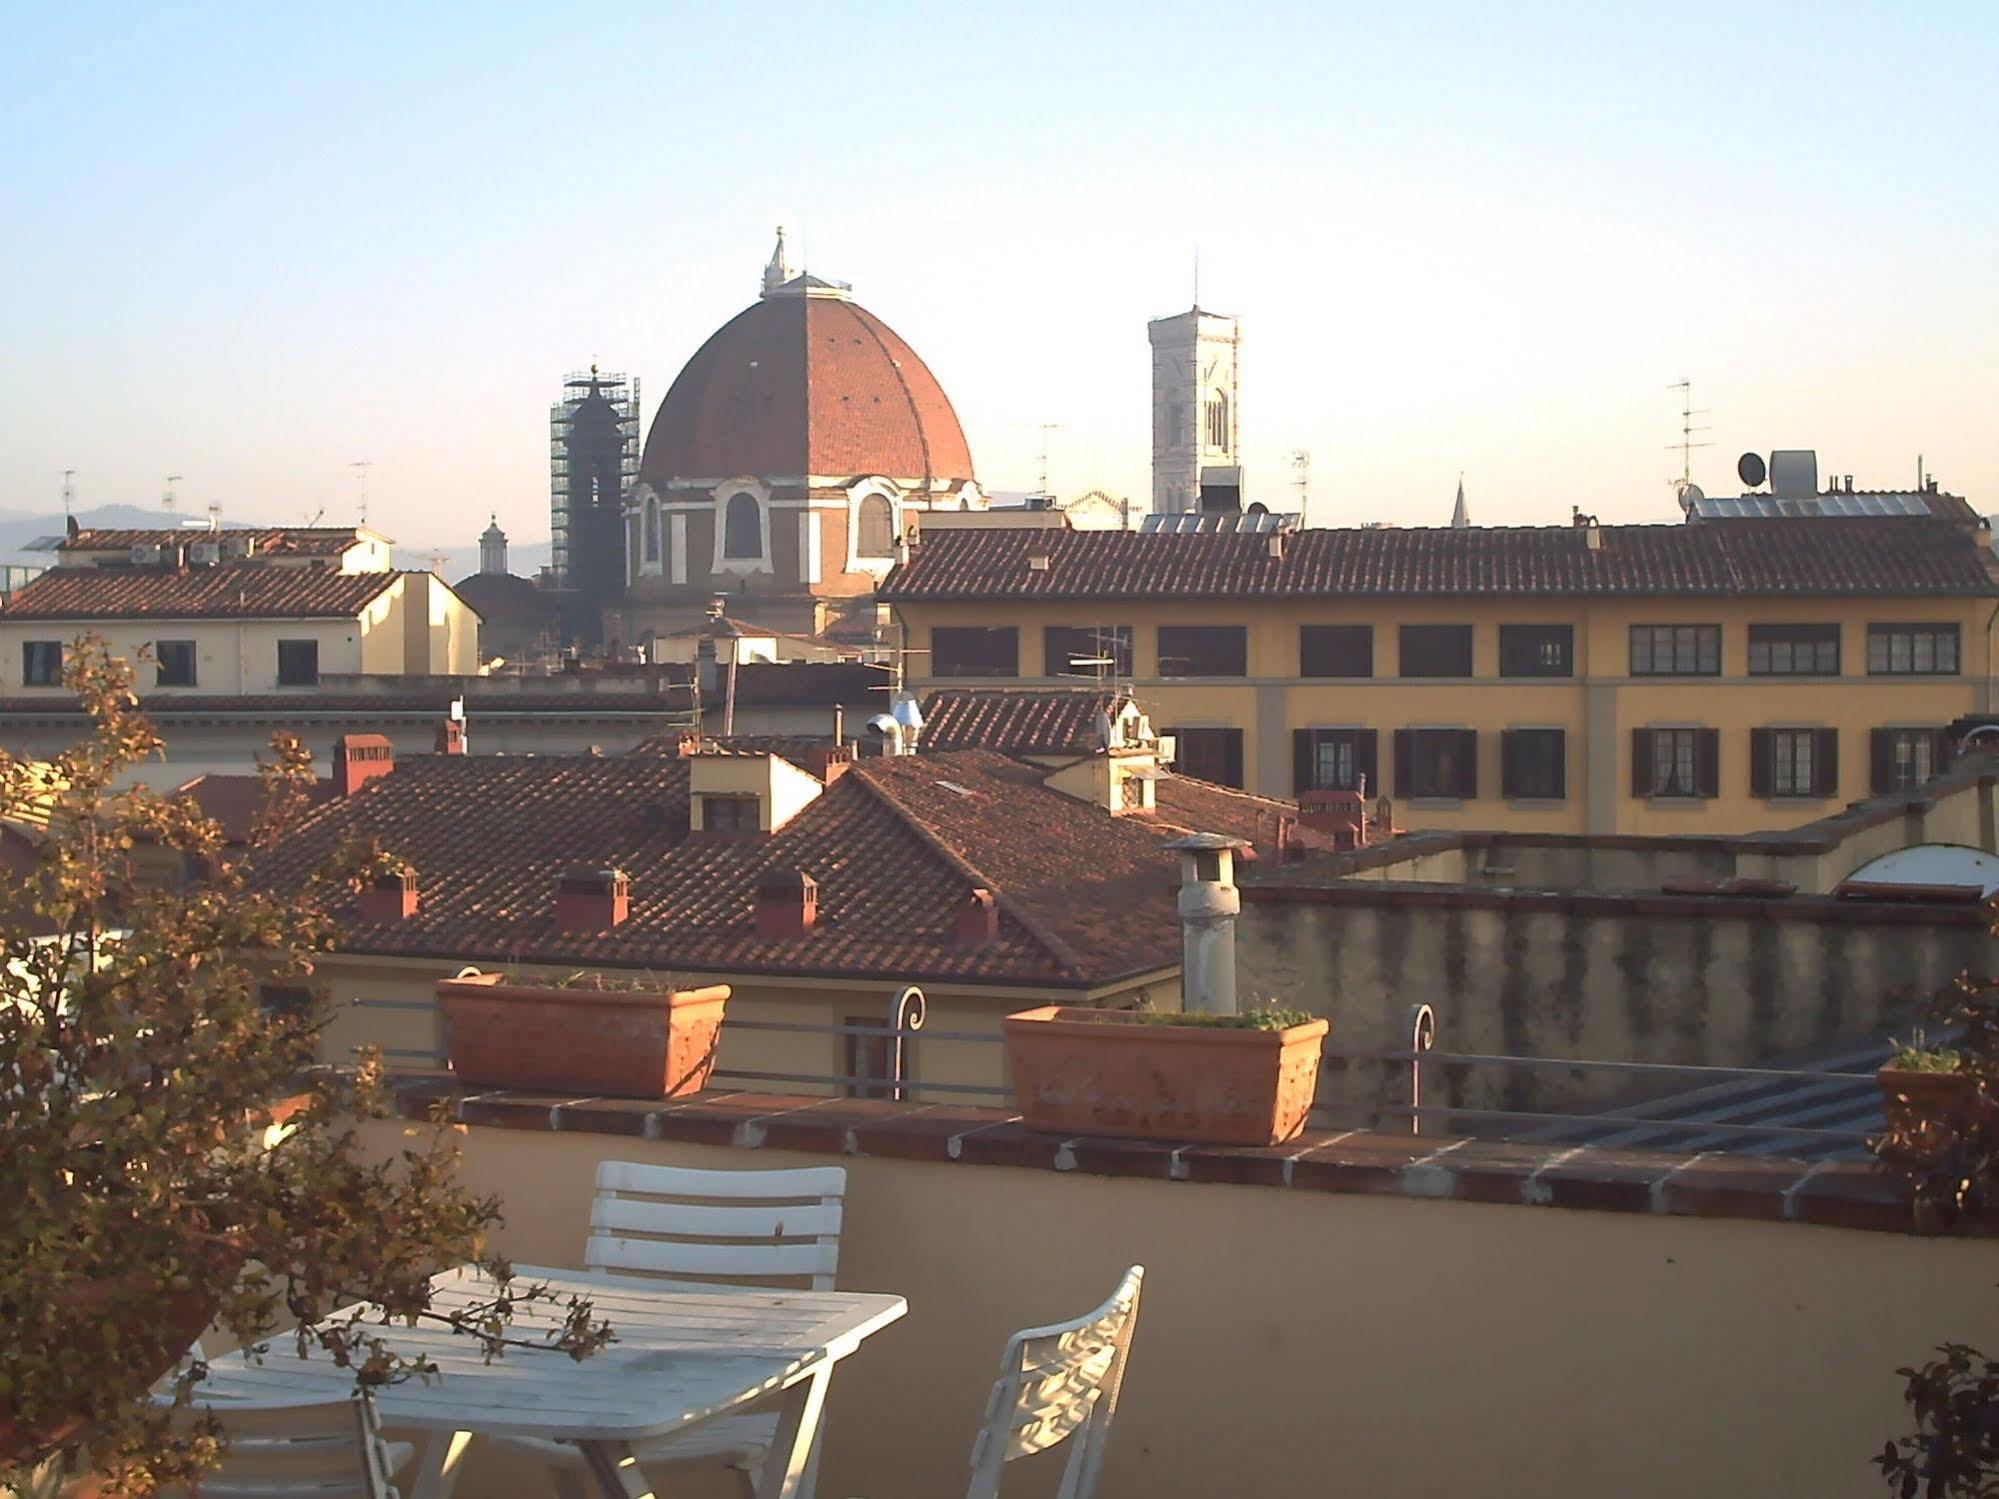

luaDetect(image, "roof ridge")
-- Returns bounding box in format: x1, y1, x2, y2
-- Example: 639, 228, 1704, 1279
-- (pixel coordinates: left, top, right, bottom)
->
845, 761, 1088, 977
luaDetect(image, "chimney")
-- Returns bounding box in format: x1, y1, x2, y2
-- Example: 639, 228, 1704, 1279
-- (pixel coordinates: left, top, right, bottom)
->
809, 744, 853, 785
331, 734, 395, 796
1027, 546, 1051, 573
954, 887, 999, 947
555, 866, 629, 931
1164, 834, 1248, 1016
754, 867, 818, 940
1266, 530, 1286, 561
357, 868, 418, 922
435, 717, 466, 755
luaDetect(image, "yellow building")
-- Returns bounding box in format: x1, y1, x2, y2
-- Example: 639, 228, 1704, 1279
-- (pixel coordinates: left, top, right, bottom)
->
880, 508, 1999, 835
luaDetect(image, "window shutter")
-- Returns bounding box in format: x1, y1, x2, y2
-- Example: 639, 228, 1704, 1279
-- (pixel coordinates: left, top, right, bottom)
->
1500, 730, 1520, 799
1164, 726, 1182, 772
1695, 729, 1721, 798
1869, 728, 1892, 793
1222, 732, 1244, 790
1293, 730, 1314, 796
1815, 728, 1839, 798
1393, 730, 1413, 799
1631, 729, 1652, 798
1935, 728, 1956, 775
1356, 730, 1379, 798
1455, 729, 1479, 798
1546, 731, 1567, 800
1749, 729, 1772, 799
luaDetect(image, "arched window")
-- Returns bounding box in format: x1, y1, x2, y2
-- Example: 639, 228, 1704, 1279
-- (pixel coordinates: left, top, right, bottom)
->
723, 492, 762, 559
855, 495, 894, 559
1205, 391, 1229, 450
643, 498, 661, 563
625, 511, 642, 583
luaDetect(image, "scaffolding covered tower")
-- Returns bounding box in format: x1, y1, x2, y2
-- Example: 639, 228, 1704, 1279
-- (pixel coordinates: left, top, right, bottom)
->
549, 365, 641, 647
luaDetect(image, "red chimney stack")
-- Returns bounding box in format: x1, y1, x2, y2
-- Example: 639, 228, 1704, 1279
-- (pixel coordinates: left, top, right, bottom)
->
754, 867, 818, 940
954, 887, 999, 947
332, 734, 395, 796
555, 867, 629, 931
435, 719, 466, 755
357, 868, 418, 922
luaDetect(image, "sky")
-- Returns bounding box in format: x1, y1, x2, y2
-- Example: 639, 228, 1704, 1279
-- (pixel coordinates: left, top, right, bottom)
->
2, 3, 1995, 549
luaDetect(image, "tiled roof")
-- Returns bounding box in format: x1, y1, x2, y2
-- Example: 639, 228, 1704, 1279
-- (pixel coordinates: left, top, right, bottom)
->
174, 772, 338, 844
920, 689, 1121, 755
59, 527, 376, 556
638, 295, 975, 486
1151, 776, 1308, 854
240, 748, 1187, 989
0, 692, 694, 720
0, 563, 400, 620
878, 519, 1999, 601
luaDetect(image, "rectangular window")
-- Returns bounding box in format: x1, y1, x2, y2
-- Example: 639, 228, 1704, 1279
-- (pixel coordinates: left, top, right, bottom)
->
1748, 624, 1840, 677
1043, 625, 1133, 679
1629, 625, 1721, 676
702, 795, 760, 834
155, 639, 198, 687
1867, 624, 1960, 676
257, 984, 315, 1017
1752, 727, 1838, 799
21, 641, 62, 686
1292, 728, 1378, 795
1299, 625, 1373, 678
843, 1016, 903, 1100
1500, 729, 1566, 800
1168, 726, 1244, 788
930, 626, 1019, 678
1394, 728, 1477, 800
1631, 727, 1720, 799
1157, 625, 1247, 678
1497, 625, 1573, 678
1398, 625, 1474, 679
276, 639, 320, 687
1871, 727, 1950, 792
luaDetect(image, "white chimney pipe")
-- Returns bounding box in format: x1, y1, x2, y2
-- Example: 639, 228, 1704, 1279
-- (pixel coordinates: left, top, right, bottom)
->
1165, 834, 1248, 1016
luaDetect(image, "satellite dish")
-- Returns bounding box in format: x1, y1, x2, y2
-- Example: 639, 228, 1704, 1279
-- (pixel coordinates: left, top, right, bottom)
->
1737, 452, 1767, 488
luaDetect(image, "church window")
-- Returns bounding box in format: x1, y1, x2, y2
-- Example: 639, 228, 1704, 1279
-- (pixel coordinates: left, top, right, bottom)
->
643, 498, 661, 564
723, 492, 762, 559
856, 495, 894, 559
1205, 391, 1229, 450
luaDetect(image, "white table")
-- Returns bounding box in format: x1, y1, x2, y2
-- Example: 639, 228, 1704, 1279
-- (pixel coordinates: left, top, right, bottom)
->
185, 1265, 907, 1499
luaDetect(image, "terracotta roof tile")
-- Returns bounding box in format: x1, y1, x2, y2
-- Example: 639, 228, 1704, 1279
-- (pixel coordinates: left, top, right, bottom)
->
879, 519, 1999, 602
60, 527, 376, 556
240, 748, 1187, 989
0, 563, 401, 621
921, 689, 1121, 755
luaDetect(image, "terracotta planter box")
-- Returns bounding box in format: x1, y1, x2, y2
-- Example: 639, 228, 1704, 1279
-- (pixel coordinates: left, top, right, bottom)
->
435, 971, 730, 1099
1877, 1065, 1982, 1139
1003, 1006, 1328, 1146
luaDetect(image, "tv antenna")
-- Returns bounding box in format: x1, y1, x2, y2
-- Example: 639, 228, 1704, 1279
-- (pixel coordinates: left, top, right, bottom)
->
1667, 379, 1710, 487
350, 460, 373, 524
162, 474, 182, 513
1288, 449, 1311, 526
61, 470, 75, 516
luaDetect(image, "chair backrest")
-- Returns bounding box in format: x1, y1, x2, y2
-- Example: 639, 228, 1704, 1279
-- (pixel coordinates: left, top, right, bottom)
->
583, 1160, 848, 1290
168, 1396, 398, 1499
964, 1265, 1145, 1499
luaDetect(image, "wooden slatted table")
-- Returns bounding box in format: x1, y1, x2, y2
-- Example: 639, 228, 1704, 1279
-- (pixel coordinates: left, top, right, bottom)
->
185, 1264, 907, 1499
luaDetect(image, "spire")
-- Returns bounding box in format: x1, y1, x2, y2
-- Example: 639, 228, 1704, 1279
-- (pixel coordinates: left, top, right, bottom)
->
762, 226, 796, 297
1450, 474, 1469, 530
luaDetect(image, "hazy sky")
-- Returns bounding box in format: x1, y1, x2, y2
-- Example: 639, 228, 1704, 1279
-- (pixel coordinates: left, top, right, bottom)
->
3, 3, 1995, 547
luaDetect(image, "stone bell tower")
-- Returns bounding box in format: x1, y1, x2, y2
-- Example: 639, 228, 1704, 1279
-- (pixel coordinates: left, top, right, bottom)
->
1147, 306, 1242, 515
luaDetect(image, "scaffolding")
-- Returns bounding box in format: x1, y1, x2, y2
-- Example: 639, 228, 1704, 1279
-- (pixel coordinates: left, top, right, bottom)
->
549, 367, 641, 592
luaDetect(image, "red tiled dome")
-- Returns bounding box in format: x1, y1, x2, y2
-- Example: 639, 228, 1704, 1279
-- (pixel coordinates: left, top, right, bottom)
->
639, 291, 975, 487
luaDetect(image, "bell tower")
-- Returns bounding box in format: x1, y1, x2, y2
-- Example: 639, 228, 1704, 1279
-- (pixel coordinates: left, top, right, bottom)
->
1147, 306, 1242, 515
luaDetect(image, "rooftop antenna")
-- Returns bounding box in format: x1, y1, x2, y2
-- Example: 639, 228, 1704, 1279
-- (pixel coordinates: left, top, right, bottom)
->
205, 502, 221, 532
1288, 449, 1311, 527
1192, 247, 1200, 311
349, 460, 373, 525
427, 549, 448, 577
61, 470, 75, 517
1035, 423, 1063, 498
162, 474, 182, 513
1666, 379, 1711, 487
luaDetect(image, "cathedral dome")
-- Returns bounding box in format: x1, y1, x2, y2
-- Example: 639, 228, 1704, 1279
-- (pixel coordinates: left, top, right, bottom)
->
638, 276, 975, 489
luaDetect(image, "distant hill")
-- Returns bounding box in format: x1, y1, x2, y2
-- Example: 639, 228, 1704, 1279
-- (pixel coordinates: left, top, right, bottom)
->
0, 505, 554, 583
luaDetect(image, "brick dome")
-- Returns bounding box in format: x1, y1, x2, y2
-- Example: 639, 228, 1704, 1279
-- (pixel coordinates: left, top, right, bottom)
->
638, 285, 975, 488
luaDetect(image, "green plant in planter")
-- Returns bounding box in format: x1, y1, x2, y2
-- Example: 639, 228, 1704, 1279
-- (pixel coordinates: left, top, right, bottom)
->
1888, 1031, 1966, 1073
1137, 1007, 1319, 1032
0, 638, 613, 1498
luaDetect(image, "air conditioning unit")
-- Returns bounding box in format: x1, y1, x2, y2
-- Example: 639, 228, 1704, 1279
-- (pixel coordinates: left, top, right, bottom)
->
189, 542, 221, 566
220, 534, 255, 559
130, 544, 162, 565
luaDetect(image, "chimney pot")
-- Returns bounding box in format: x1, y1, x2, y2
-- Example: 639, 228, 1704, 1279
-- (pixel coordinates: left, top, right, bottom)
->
357, 868, 419, 922
754, 866, 818, 940
555, 866, 630, 931
435, 718, 466, 755
331, 734, 395, 796
954, 887, 999, 947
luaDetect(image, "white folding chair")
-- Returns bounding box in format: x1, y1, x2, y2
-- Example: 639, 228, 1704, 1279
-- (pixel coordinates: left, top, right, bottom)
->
163, 1394, 411, 1499
961, 1265, 1145, 1499
493, 1160, 848, 1499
